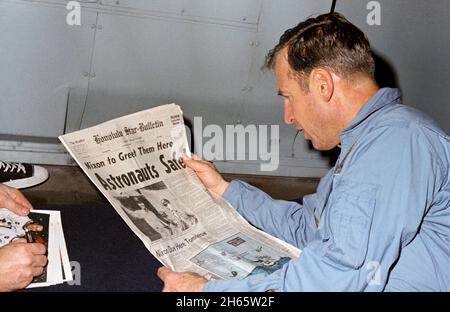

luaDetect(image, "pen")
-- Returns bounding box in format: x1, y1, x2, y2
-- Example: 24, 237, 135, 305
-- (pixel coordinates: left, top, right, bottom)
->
24, 227, 33, 243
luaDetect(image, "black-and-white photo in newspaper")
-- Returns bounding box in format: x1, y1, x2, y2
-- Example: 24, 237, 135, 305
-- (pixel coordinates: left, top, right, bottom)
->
115, 181, 198, 241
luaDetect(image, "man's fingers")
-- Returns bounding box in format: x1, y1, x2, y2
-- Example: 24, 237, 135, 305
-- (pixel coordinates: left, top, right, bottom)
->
0, 185, 32, 215
33, 254, 48, 267
2, 196, 29, 216
183, 153, 211, 164
158, 267, 179, 292
183, 158, 208, 171
157, 266, 172, 281
6, 187, 33, 210
25, 224, 43, 232
183, 153, 201, 161
27, 242, 47, 255
11, 238, 27, 244
157, 267, 206, 292
8, 241, 46, 254
184, 158, 216, 172
32, 266, 44, 277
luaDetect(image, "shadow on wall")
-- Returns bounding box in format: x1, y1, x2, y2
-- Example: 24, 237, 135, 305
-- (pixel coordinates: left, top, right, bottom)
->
184, 118, 194, 153
373, 51, 400, 89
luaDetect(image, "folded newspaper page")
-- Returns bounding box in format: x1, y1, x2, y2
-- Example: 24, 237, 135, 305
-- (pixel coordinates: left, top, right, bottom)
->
59, 104, 300, 281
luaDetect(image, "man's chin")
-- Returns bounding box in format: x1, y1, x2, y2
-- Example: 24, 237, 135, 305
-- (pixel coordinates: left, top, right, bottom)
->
311, 141, 334, 151
311, 142, 323, 151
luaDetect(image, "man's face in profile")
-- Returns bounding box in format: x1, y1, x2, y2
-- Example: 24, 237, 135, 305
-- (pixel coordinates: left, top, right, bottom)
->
274, 50, 339, 151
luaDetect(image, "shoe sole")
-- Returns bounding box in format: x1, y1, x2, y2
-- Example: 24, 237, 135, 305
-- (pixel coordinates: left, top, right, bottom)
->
2, 165, 49, 189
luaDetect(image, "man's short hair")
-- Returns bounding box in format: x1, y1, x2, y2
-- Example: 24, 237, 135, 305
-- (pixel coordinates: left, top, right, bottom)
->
265, 12, 375, 84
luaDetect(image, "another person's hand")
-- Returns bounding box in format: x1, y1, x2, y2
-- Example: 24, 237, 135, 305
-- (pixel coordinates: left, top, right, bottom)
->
157, 267, 206, 292
24, 222, 44, 232
0, 184, 32, 216
183, 154, 229, 196
0, 238, 47, 292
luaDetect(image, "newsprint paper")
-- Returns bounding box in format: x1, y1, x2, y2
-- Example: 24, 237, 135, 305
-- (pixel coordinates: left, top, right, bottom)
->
59, 104, 300, 281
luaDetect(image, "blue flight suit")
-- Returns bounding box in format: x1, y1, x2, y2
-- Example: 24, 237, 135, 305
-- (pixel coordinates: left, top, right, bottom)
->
204, 88, 450, 291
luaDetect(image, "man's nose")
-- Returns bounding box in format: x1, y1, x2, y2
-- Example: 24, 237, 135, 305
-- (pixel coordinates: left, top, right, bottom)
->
284, 102, 294, 124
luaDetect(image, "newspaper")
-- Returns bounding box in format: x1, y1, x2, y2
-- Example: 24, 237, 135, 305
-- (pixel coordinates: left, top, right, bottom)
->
59, 104, 300, 281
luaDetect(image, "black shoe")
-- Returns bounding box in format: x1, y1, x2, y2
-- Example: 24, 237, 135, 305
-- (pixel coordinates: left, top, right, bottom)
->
0, 161, 49, 189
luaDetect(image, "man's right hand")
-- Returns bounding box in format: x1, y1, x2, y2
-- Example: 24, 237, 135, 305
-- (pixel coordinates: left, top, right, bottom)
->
183, 154, 229, 196
0, 238, 47, 292
0, 184, 33, 216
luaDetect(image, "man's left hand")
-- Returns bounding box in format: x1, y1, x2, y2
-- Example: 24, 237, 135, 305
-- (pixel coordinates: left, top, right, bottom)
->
0, 184, 32, 216
157, 267, 206, 292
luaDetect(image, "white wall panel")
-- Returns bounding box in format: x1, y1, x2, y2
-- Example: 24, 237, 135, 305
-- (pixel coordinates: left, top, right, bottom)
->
80, 12, 257, 129
0, 1, 95, 137
100, 0, 262, 25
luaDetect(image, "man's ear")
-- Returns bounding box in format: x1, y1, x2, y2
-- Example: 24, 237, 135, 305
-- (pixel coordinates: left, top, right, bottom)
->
310, 68, 334, 102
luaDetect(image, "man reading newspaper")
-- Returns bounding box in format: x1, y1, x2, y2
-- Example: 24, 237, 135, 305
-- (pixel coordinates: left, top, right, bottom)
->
157, 13, 450, 292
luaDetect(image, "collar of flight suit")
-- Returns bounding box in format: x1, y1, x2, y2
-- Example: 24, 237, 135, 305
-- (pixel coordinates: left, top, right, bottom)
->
338, 87, 403, 150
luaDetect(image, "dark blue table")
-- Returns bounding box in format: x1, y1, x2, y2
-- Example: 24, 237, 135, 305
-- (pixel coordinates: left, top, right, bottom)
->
27, 203, 163, 292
